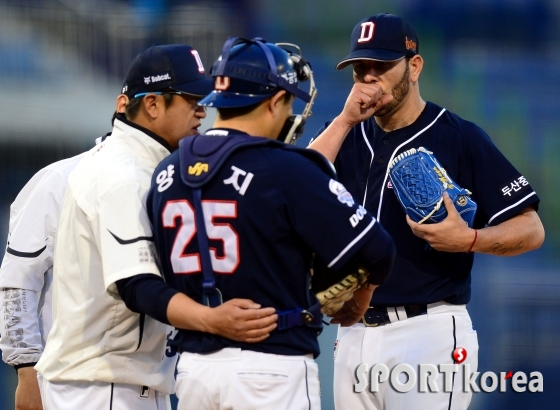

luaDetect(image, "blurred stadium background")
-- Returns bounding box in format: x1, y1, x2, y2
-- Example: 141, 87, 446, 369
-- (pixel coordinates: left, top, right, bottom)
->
0, 0, 559, 409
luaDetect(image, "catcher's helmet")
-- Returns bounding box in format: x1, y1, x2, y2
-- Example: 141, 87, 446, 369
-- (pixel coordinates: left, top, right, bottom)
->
199, 37, 317, 144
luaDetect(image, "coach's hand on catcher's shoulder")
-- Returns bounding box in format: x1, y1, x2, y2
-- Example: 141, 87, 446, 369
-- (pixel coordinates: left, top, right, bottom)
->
15, 367, 43, 410
329, 283, 377, 327
407, 192, 475, 252
338, 83, 393, 127
203, 299, 278, 343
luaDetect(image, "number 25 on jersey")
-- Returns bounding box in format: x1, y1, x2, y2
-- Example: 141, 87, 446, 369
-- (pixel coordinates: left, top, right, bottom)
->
162, 200, 240, 274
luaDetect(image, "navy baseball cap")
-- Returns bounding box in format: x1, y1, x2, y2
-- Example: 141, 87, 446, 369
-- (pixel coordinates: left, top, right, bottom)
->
336, 13, 419, 70
121, 44, 213, 98
199, 37, 311, 108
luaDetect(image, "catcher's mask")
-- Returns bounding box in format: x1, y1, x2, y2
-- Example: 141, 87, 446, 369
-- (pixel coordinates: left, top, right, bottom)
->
198, 37, 318, 145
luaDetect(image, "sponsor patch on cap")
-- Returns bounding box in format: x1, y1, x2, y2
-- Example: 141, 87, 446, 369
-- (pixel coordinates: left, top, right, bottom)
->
143, 72, 172, 85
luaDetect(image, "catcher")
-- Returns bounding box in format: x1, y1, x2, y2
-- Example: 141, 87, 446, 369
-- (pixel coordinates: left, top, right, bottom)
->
144, 37, 396, 410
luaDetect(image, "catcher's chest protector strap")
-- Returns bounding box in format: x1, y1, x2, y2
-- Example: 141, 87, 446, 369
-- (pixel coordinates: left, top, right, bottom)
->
179, 134, 272, 305
277, 302, 323, 332
192, 187, 223, 307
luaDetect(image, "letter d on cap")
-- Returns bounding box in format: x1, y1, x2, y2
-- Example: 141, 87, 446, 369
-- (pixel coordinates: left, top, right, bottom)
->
358, 22, 375, 43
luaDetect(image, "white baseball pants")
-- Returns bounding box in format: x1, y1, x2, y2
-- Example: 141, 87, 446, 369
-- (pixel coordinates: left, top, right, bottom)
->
333, 302, 479, 410
175, 348, 321, 410
40, 378, 170, 410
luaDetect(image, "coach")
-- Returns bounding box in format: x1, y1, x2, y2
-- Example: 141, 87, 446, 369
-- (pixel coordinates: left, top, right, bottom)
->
35, 44, 277, 410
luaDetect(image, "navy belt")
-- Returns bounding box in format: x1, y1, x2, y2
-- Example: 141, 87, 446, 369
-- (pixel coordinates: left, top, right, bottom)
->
361, 304, 427, 327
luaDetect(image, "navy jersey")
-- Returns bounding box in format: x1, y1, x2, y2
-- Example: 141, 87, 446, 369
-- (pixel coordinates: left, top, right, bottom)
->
315, 101, 540, 306
147, 130, 386, 357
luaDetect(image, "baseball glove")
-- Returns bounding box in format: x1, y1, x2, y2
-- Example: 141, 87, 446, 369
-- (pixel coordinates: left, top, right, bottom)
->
311, 255, 370, 316
388, 147, 477, 226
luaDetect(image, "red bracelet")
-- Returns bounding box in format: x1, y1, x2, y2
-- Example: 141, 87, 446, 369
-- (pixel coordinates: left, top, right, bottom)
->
467, 230, 478, 253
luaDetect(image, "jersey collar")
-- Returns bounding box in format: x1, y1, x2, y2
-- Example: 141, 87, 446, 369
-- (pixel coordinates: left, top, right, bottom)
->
111, 116, 171, 168
118, 114, 173, 152
204, 128, 250, 137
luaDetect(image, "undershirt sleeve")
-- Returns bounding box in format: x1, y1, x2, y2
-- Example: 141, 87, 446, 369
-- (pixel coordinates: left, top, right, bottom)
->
116, 274, 179, 325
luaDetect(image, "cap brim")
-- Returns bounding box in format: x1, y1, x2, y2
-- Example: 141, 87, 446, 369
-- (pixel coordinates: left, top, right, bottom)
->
198, 90, 274, 108
172, 78, 214, 97
336, 49, 406, 70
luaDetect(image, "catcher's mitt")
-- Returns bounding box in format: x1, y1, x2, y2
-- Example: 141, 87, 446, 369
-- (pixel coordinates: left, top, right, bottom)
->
388, 147, 477, 226
311, 255, 369, 316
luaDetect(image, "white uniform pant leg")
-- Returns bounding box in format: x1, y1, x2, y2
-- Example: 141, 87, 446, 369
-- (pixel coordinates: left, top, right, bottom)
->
40, 378, 170, 410
333, 303, 478, 410
175, 348, 321, 410
333, 324, 380, 410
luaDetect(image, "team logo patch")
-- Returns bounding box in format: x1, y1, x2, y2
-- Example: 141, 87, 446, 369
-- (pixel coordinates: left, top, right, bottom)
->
188, 162, 209, 176
357, 22, 375, 43
498, 175, 530, 202
329, 179, 354, 207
